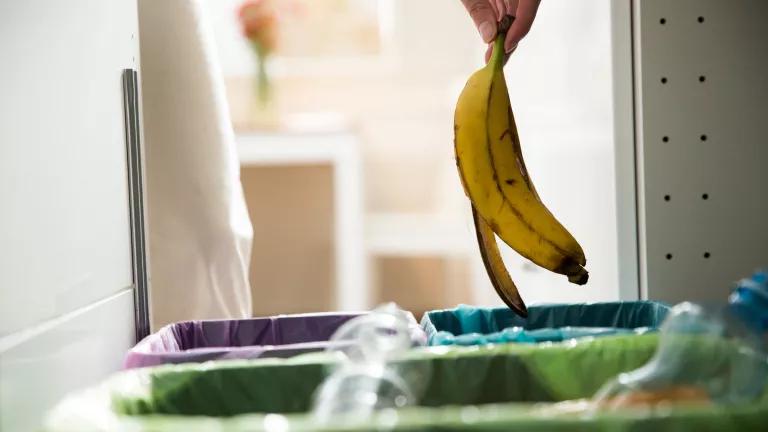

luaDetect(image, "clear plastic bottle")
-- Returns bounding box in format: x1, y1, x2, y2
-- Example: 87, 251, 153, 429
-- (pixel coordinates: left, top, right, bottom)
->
591, 302, 768, 412
311, 303, 430, 424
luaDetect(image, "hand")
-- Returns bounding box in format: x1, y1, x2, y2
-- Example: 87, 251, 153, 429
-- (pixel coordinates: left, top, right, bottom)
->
460, 0, 541, 62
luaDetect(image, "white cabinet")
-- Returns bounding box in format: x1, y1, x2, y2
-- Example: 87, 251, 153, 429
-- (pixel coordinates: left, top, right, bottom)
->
0, 0, 139, 335
0, 0, 143, 428
0, 290, 135, 432
614, 0, 768, 302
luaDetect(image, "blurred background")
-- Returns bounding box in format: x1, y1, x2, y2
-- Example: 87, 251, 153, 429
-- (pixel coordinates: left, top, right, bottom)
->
209, 0, 617, 318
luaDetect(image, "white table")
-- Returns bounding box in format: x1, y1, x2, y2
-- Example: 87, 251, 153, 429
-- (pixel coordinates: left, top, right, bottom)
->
237, 130, 368, 311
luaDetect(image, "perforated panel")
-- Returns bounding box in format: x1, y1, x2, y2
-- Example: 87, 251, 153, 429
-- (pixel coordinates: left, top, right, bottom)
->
632, 0, 768, 303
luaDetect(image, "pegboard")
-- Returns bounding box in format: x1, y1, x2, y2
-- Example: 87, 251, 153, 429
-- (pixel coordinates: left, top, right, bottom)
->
619, 0, 768, 303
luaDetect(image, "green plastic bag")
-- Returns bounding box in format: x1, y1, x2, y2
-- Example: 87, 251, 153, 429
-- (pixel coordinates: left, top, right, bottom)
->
114, 334, 658, 417
45, 334, 768, 431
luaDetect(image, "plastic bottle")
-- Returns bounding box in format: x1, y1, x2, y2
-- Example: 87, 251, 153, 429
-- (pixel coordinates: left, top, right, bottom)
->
751, 268, 768, 288
729, 278, 768, 333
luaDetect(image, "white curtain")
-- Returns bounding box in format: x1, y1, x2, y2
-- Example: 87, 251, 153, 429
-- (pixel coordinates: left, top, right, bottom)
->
138, 0, 253, 328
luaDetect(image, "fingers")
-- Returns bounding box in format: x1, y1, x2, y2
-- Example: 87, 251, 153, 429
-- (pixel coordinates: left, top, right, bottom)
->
504, 0, 520, 17
470, 0, 532, 63
461, 0, 499, 43
505, 0, 540, 52
505, 46, 515, 62
494, 0, 505, 19
488, 0, 500, 20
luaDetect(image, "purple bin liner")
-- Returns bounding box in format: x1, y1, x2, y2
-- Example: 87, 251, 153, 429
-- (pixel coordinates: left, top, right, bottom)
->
124, 311, 426, 369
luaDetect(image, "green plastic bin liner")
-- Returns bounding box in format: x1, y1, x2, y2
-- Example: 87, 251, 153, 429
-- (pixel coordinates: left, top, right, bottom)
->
44, 334, 768, 431
45, 335, 654, 424
46, 399, 768, 431
46, 398, 768, 432
422, 301, 670, 346
113, 334, 658, 417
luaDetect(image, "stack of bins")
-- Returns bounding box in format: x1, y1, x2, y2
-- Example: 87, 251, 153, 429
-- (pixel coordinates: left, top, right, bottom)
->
44, 303, 768, 431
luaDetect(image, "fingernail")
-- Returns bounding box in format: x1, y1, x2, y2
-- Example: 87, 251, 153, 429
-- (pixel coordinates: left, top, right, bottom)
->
479, 22, 496, 42
505, 42, 518, 53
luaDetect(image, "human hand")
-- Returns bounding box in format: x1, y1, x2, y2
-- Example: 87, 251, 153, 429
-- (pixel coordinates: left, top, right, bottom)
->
460, 0, 541, 62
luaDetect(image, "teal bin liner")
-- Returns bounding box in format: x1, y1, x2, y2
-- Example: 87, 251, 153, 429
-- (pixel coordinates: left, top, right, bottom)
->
422, 301, 670, 346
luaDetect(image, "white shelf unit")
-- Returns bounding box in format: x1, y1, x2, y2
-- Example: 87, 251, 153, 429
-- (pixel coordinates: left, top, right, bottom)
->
365, 210, 485, 312
365, 212, 474, 257
238, 130, 368, 311
238, 130, 484, 311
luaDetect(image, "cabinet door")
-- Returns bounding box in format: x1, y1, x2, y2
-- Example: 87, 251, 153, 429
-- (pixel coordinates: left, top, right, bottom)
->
631, 0, 768, 302
0, 0, 138, 333
0, 0, 141, 429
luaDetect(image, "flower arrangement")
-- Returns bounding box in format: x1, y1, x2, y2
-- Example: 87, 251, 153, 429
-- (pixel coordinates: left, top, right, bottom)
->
238, 0, 278, 109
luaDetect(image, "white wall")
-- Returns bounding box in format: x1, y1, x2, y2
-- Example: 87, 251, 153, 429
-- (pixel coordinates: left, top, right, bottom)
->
490, 2, 620, 305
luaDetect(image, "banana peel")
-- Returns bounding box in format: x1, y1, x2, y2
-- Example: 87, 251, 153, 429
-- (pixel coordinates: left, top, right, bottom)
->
472, 205, 528, 317
456, 16, 588, 316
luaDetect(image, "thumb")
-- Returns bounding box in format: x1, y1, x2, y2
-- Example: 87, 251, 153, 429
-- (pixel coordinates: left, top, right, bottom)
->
461, 0, 498, 43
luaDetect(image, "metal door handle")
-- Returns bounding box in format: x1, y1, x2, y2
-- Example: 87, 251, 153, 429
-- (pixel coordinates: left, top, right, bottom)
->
122, 69, 150, 342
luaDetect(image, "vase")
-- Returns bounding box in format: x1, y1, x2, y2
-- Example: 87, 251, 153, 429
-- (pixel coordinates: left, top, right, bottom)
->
250, 44, 279, 129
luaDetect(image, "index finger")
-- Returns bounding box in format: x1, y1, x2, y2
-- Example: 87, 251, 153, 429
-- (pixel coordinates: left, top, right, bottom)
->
504, 0, 540, 52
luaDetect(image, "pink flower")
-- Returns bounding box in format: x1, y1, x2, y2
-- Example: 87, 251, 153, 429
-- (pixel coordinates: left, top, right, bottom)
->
238, 0, 277, 53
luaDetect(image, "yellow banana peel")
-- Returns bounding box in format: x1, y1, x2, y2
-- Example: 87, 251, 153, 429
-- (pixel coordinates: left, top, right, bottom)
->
455, 16, 589, 315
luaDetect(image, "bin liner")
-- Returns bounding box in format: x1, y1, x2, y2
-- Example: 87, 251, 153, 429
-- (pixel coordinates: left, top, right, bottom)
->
50, 334, 654, 418
45, 333, 768, 431
46, 399, 768, 432
422, 301, 670, 346
124, 311, 426, 369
